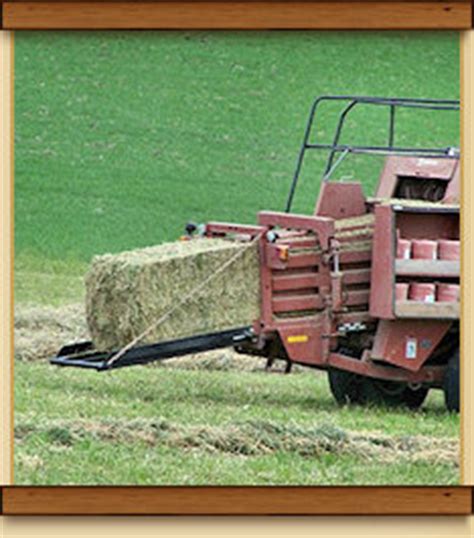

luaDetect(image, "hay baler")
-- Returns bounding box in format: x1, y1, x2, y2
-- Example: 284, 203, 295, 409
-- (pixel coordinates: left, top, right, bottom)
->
52, 96, 461, 412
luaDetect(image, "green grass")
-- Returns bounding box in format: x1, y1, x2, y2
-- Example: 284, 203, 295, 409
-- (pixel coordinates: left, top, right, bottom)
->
14, 31, 460, 484
14, 253, 87, 306
15, 32, 459, 273
14, 361, 459, 485
15, 439, 456, 486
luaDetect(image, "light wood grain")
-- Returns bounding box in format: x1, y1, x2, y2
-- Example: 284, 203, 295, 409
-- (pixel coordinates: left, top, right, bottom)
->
1, 486, 472, 515
3, 1, 472, 30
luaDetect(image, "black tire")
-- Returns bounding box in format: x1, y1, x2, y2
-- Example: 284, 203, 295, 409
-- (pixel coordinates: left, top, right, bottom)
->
443, 348, 460, 413
361, 379, 429, 409
328, 368, 428, 409
328, 368, 366, 405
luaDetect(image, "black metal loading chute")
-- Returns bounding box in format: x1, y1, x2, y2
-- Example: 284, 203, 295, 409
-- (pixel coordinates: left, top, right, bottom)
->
50, 327, 253, 371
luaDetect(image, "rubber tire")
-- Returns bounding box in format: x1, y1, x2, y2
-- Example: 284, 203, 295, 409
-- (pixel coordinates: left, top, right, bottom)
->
361, 379, 429, 409
443, 349, 460, 413
327, 368, 367, 406
328, 368, 428, 409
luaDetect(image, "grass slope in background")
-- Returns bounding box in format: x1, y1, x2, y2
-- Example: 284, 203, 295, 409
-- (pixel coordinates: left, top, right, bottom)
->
15, 32, 459, 304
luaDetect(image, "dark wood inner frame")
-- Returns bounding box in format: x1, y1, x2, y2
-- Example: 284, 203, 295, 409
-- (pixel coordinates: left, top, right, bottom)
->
1, 486, 473, 515
1, 1, 473, 30
1, 0, 472, 516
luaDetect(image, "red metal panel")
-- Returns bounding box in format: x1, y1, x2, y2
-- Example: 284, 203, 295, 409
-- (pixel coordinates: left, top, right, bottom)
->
337, 233, 373, 244
277, 237, 319, 249
336, 311, 372, 325
395, 157, 457, 180
331, 272, 343, 311
328, 352, 445, 385
369, 205, 395, 319
375, 156, 459, 198
315, 182, 367, 219
376, 157, 405, 198
259, 235, 273, 328
272, 294, 323, 313
339, 249, 372, 264
258, 211, 335, 250
342, 268, 371, 285
344, 289, 370, 307
370, 319, 451, 372
265, 244, 324, 270
277, 319, 328, 365
396, 212, 459, 240
272, 272, 329, 292
264, 243, 290, 270
443, 162, 460, 203
286, 252, 321, 269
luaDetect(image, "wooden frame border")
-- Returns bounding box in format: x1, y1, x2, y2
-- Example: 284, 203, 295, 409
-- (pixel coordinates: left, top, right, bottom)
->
1, 1, 472, 30
1, 1, 472, 518
1, 486, 472, 515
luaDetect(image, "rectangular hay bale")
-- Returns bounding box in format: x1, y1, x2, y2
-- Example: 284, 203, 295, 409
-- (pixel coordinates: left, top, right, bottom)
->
85, 238, 261, 351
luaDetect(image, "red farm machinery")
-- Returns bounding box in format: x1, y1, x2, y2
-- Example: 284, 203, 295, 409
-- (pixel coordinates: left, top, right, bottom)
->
52, 96, 461, 412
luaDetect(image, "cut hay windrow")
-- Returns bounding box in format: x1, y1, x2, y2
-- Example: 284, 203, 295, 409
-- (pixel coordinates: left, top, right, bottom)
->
14, 417, 460, 467
85, 238, 261, 351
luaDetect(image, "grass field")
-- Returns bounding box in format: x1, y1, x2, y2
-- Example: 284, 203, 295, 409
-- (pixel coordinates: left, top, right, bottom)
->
14, 31, 460, 485
15, 358, 458, 485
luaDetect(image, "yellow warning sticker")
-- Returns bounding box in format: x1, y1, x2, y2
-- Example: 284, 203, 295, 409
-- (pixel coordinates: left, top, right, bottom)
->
287, 335, 309, 344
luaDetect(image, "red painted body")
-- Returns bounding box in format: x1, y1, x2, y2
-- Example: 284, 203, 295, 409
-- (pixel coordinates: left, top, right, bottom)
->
205, 156, 460, 387
314, 182, 366, 219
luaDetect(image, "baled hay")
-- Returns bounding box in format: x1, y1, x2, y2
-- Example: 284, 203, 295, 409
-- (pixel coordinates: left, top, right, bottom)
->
14, 302, 286, 370
86, 238, 261, 351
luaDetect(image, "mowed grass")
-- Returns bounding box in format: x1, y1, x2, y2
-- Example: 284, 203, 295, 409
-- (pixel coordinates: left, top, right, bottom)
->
14, 361, 458, 485
14, 32, 460, 484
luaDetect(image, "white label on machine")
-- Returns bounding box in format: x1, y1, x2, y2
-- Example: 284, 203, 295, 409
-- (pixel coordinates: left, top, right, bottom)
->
405, 338, 417, 360
417, 158, 437, 167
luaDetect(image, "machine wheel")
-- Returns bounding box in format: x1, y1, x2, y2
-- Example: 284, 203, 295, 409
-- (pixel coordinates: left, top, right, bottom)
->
443, 349, 460, 413
361, 379, 429, 409
328, 368, 366, 405
327, 347, 428, 409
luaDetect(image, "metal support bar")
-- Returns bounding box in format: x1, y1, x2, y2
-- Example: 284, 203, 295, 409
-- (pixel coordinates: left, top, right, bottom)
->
328, 352, 446, 385
50, 327, 253, 371
388, 104, 396, 148
324, 100, 357, 175
285, 95, 460, 213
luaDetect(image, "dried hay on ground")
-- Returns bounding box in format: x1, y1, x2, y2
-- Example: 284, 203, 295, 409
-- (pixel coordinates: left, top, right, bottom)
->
14, 303, 89, 362
15, 417, 459, 467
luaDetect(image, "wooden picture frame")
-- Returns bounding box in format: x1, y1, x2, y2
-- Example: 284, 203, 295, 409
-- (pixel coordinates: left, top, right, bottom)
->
0, 1, 472, 30
0, 0, 472, 516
